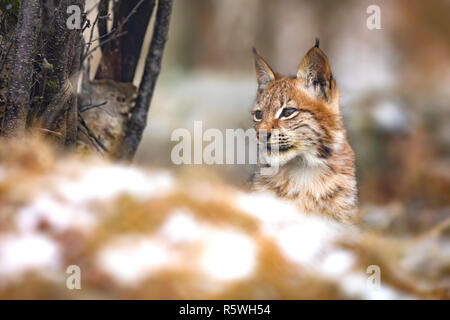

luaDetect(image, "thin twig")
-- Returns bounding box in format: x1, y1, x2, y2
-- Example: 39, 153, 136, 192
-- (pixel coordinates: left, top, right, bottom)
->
80, 0, 146, 64
81, 31, 127, 64
38, 127, 63, 137
121, 0, 147, 27
80, 100, 107, 112
78, 125, 104, 154
82, 12, 100, 63
78, 112, 108, 153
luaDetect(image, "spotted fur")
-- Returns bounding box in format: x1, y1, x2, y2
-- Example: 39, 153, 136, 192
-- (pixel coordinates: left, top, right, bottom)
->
251, 41, 358, 223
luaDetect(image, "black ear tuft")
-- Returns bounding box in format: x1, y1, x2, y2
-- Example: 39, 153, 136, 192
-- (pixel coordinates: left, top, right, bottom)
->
252, 47, 258, 55
315, 38, 320, 48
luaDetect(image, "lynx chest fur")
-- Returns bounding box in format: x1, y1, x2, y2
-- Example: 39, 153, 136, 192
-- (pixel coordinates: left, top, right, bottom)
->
251, 40, 358, 222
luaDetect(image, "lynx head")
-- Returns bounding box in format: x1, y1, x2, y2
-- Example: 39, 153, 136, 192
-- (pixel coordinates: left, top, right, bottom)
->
252, 39, 343, 167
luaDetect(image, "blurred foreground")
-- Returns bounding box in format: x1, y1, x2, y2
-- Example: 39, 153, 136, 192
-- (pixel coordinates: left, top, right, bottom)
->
0, 0, 449, 299
0, 138, 448, 299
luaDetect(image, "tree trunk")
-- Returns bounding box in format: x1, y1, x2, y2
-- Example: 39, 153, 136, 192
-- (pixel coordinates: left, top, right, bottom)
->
3, 0, 41, 137
38, 0, 85, 143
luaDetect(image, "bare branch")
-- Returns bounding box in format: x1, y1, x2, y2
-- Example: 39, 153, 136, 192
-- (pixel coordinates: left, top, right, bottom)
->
78, 112, 108, 153
82, 30, 127, 64
80, 100, 108, 112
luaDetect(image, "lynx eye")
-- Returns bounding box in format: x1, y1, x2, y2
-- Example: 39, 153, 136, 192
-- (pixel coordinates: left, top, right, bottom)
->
280, 107, 298, 119
253, 110, 263, 122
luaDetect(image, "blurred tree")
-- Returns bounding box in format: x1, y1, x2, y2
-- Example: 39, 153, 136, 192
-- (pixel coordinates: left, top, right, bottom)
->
0, 0, 173, 161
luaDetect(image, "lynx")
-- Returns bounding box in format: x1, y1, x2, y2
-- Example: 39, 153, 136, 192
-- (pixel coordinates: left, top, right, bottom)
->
251, 40, 358, 223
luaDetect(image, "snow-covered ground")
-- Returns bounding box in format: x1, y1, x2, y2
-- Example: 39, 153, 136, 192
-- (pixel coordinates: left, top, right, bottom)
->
0, 141, 435, 299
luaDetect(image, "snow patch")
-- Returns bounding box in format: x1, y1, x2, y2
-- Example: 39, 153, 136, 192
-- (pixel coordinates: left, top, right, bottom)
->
16, 194, 96, 234
199, 229, 256, 282
97, 235, 172, 286
0, 234, 61, 280
235, 192, 343, 266
158, 210, 202, 244
58, 167, 174, 204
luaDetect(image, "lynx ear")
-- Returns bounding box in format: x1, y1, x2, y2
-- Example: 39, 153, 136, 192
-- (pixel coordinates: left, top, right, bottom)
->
297, 39, 337, 107
253, 48, 275, 93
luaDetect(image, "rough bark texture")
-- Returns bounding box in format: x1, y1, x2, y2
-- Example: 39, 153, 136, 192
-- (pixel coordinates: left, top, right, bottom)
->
39, 0, 85, 140
3, 0, 40, 137
116, 0, 173, 161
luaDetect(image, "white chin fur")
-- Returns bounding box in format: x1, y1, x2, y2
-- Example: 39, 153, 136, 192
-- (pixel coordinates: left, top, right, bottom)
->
261, 149, 299, 167
262, 148, 325, 169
